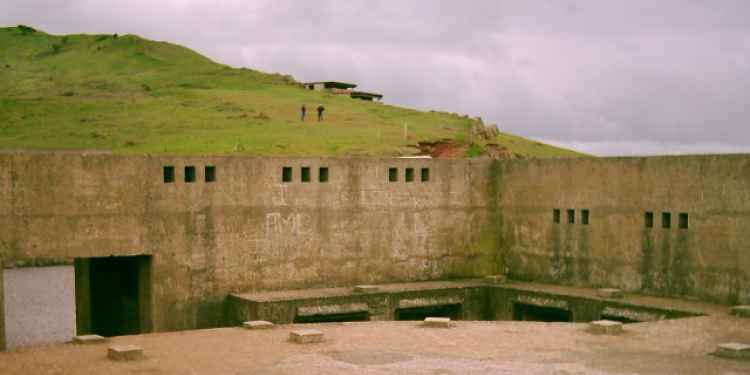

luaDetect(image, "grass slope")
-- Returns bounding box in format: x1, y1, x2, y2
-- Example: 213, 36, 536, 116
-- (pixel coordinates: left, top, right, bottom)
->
0, 26, 586, 158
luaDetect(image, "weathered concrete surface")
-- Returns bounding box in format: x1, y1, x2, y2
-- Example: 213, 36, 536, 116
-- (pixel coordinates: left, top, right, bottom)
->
1, 316, 749, 374
242, 320, 274, 330
2, 266, 76, 349
0, 153, 499, 333
498, 155, 750, 305
588, 320, 623, 335
422, 317, 453, 328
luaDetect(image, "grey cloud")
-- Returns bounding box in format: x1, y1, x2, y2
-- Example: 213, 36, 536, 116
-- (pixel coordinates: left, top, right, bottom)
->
2, 0, 750, 155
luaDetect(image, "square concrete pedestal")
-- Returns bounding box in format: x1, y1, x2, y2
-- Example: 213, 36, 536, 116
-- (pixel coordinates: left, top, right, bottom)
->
289, 329, 324, 344
107, 344, 144, 361
423, 317, 453, 328
243, 321, 274, 330
72, 335, 107, 345
588, 320, 623, 335
715, 342, 750, 360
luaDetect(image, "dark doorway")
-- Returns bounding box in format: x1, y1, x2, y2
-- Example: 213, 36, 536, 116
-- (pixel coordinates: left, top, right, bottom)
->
294, 311, 369, 324
395, 304, 462, 321
512, 303, 571, 322
75, 256, 151, 337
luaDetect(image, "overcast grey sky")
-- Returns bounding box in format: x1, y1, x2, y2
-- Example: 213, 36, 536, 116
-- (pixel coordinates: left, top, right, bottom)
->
2, 0, 750, 155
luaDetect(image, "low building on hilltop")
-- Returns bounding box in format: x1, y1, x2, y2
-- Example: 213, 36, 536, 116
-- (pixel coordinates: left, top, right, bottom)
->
304, 81, 383, 102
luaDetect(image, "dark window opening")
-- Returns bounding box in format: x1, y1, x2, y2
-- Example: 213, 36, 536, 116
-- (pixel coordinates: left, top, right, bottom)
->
301, 167, 311, 183
421, 168, 430, 182
581, 209, 589, 225
679, 213, 688, 229
553, 209, 561, 223
395, 304, 462, 321
645, 212, 654, 228
405, 168, 415, 182
662, 212, 671, 229
204, 166, 215, 183
294, 311, 369, 324
75, 255, 151, 337
319, 167, 329, 183
512, 303, 571, 322
567, 209, 575, 224
282, 167, 292, 183
163, 166, 174, 183
184, 166, 196, 183
388, 167, 398, 182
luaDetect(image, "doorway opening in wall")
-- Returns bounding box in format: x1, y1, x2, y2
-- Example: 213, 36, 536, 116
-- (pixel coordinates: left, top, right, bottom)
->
74, 255, 151, 337
395, 304, 463, 321
512, 303, 571, 322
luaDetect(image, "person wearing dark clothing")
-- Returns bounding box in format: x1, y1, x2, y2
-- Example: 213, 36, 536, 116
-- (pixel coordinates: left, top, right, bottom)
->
317, 104, 325, 121
300, 104, 306, 121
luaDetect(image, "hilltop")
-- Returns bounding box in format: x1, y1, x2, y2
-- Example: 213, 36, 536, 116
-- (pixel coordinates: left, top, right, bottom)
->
0, 26, 586, 158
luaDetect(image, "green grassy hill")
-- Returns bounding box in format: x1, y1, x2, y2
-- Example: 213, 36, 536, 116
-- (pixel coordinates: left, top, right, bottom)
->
0, 26, 586, 158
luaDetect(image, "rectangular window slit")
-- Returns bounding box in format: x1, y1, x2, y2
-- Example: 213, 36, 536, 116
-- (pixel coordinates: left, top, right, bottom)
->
645, 212, 654, 228
184, 166, 196, 183
163, 166, 174, 183
405, 168, 414, 182
662, 212, 671, 229
204, 166, 215, 182
319, 167, 329, 183
421, 168, 430, 182
581, 209, 589, 225
301, 167, 311, 183
567, 209, 575, 224
679, 213, 688, 229
282, 167, 292, 183
388, 168, 398, 182
553, 209, 560, 224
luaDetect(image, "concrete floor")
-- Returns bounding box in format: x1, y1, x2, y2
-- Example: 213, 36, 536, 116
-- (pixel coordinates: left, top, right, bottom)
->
1, 313, 749, 374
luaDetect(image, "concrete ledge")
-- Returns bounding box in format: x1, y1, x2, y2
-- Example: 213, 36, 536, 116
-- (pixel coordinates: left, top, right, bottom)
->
423, 317, 453, 328
107, 344, 144, 361
297, 303, 368, 317
715, 342, 750, 360
353, 285, 379, 293
243, 321, 274, 330
588, 320, 623, 335
731, 305, 750, 318
483, 275, 507, 284
72, 335, 107, 345
601, 306, 664, 322
598, 288, 624, 299
289, 329, 324, 344
399, 296, 463, 309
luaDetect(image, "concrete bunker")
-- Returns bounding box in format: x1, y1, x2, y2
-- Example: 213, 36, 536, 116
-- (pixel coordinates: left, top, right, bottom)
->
74, 255, 152, 337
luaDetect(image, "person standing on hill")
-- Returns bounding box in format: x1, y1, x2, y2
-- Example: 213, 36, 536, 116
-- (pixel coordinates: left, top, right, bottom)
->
317, 104, 325, 122
300, 104, 306, 122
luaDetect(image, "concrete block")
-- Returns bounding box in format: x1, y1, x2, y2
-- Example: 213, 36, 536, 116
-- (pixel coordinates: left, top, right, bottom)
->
483, 275, 507, 284
731, 305, 750, 318
423, 317, 453, 328
353, 285, 379, 293
72, 335, 107, 344
107, 344, 144, 361
597, 288, 624, 299
289, 329, 324, 344
715, 342, 750, 360
243, 320, 274, 330
588, 320, 623, 335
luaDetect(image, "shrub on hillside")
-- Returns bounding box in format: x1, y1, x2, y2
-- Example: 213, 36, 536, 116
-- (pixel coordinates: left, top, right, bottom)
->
17, 25, 36, 34
51, 44, 62, 54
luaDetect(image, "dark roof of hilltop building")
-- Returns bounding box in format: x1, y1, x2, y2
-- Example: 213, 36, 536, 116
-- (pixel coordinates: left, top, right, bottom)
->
350, 91, 383, 99
305, 81, 358, 89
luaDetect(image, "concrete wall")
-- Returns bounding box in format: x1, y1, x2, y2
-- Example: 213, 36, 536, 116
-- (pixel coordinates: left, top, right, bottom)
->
0, 153, 499, 333
2, 266, 76, 349
498, 155, 750, 304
